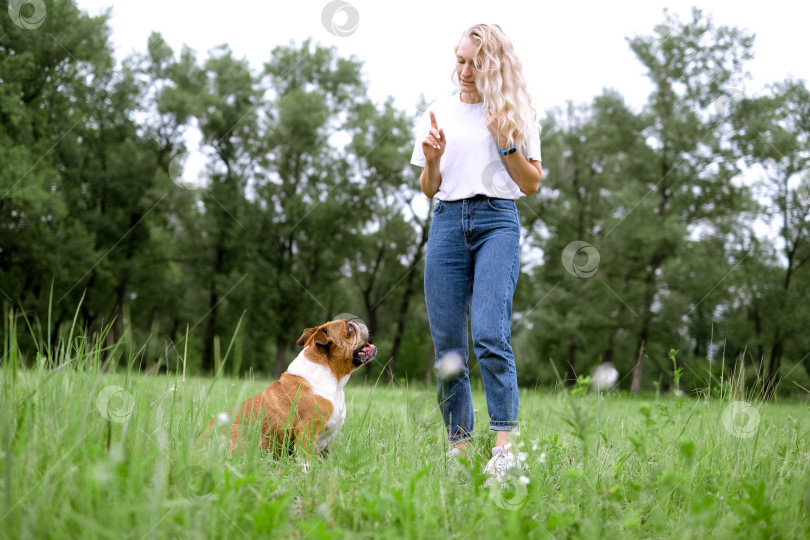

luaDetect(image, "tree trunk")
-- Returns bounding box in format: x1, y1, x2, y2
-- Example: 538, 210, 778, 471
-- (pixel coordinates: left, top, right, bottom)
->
425, 342, 435, 386
751, 305, 764, 365
631, 341, 645, 394
203, 227, 226, 372
361, 244, 386, 380
764, 339, 782, 399
105, 286, 125, 363
386, 211, 431, 383
363, 305, 379, 380
632, 248, 664, 392
603, 339, 614, 365
202, 279, 217, 372
764, 243, 796, 399
274, 336, 288, 379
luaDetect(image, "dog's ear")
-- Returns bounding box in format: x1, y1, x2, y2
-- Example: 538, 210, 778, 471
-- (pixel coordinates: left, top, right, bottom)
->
296, 326, 333, 354
313, 327, 333, 355
296, 327, 317, 347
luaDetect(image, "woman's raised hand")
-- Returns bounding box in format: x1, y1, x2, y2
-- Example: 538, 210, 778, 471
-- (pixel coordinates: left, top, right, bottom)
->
422, 110, 446, 163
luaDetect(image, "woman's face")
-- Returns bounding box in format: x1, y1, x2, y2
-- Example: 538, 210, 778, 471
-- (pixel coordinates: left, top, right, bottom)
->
455, 36, 480, 98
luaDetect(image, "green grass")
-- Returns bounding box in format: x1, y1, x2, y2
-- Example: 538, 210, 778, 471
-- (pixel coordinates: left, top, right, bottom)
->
2, 329, 810, 539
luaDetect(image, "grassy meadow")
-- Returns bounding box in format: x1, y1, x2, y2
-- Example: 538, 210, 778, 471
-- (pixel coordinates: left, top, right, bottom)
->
2, 326, 810, 539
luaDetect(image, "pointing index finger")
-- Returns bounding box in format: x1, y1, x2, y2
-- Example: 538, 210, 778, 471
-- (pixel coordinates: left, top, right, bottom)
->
429, 110, 438, 130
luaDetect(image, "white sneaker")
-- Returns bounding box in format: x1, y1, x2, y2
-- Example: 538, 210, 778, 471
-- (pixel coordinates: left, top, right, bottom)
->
483, 445, 526, 486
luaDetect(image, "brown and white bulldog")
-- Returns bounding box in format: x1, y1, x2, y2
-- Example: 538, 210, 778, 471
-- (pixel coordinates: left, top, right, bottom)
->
208, 319, 376, 456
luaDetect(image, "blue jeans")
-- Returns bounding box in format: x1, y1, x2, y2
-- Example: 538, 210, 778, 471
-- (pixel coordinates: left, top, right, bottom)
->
425, 195, 521, 444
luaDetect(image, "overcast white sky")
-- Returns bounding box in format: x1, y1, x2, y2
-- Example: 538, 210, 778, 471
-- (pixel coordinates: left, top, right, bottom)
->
76, 0, 809, 116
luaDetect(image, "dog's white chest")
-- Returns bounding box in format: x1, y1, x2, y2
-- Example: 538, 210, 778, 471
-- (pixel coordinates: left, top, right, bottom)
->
318, 389, 346, 452
286, 352, 350, 452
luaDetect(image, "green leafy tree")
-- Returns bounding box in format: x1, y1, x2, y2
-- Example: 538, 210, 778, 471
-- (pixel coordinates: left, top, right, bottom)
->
186, 45, 262, 371
1, 1, 183, 360
515, 91, 659, 387
1, 0, 109, 328
620, 8, 753, 391
346, 98, 432, 382
253, 40, 370, 377
729, 79, 810, 396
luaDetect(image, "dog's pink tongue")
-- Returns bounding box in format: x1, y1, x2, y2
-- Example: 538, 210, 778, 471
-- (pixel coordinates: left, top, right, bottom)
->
362, 344, 376, 357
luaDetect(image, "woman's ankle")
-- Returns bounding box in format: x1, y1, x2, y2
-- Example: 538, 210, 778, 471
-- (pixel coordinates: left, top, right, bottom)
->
452, 440, 469, 455
494, 431, 513, 449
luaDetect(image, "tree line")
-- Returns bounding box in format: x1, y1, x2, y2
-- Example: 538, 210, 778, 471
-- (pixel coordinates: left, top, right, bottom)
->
2, 2, 808, 397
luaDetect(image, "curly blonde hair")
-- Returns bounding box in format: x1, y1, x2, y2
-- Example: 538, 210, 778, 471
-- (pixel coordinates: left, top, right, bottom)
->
452, 24, 537, 155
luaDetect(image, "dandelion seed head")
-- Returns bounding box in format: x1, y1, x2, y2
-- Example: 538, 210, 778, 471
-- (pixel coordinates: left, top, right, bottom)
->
436, 351, 464, 380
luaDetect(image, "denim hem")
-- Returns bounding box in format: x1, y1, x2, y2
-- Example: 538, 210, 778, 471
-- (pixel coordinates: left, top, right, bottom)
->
449, 433, 474, 445
490, 422, 518, 431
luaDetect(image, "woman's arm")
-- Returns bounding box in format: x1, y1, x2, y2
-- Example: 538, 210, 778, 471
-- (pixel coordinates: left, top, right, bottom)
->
500, 154, 542, 196
419, 110, 446, 199
420, 161, 443, 199
486, 110, 542, 196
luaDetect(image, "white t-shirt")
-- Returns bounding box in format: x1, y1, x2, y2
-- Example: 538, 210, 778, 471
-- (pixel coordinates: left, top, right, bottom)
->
410, 92, 542, 201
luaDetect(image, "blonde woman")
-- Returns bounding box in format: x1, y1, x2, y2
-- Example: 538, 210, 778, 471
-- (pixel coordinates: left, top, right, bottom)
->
411, 23, 542, 484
